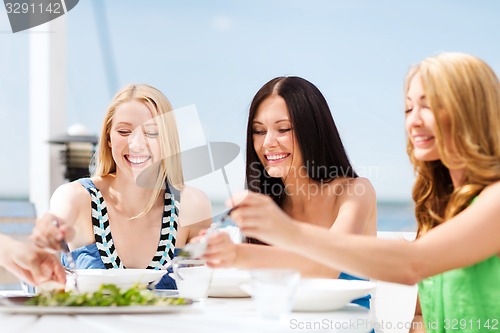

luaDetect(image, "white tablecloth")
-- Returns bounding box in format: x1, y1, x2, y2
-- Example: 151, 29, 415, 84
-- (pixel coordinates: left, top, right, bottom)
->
0, 292, 373, 333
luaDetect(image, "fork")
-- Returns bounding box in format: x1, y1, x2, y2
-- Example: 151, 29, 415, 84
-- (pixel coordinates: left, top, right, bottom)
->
176, 206, 241, 259
176, 221, 222, 259
52, 220, 79, 292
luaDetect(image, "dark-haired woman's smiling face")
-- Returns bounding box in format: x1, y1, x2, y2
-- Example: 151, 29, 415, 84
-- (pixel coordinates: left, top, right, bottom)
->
252, 95, 303, 179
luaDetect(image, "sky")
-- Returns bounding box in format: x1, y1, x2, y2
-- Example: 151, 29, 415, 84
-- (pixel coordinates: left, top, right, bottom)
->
1, 0, 500, 206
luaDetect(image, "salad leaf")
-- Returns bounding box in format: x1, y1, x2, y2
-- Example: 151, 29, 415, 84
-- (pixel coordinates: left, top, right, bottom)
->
26, 284, 188, 307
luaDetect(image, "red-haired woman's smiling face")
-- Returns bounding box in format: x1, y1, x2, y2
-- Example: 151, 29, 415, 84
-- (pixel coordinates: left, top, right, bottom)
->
405, 74, 440, 162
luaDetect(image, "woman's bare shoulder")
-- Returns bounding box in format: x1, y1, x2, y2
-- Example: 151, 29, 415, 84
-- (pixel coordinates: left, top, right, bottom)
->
480, 180, 500, 195
470, 180, 500, 209
342, 176, 374, 186
179, 185, 212, 217
51, 180, 89, 204
49, 180, 92, 222
180, 185, 211, 205
330, 177, 375, 198
52, 176, 112, 207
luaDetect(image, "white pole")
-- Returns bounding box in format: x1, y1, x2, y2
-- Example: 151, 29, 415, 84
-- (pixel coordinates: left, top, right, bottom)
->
29, 17, 67, 215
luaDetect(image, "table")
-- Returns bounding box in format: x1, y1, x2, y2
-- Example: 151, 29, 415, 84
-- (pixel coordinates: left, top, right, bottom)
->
0, 292, 374, 333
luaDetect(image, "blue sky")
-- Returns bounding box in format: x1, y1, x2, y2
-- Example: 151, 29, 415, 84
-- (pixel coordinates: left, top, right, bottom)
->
1, 0, 500, 203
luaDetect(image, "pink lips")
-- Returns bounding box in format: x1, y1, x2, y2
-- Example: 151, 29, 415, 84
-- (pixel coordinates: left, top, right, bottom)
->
264, 153, 290, 164
412, 135, 434, 147
124, 154, 151, 167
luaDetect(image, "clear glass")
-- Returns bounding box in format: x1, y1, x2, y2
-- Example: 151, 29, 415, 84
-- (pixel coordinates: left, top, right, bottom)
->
250, 269, 300, 320
172, 259, 213, 301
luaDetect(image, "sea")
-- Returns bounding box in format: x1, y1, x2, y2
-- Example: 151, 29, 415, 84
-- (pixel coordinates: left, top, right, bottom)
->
0, 200, 416, 235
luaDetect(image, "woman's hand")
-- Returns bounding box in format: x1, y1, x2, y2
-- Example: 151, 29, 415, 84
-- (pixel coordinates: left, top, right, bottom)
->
0, 235, 66, 286
203, 232, 239, 268
30, 213, 74, 253
227, 191, 298, 247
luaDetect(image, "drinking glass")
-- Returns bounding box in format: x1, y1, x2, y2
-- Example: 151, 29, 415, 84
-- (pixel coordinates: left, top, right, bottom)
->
172, 259, 213, 301
250, 269, 300, 320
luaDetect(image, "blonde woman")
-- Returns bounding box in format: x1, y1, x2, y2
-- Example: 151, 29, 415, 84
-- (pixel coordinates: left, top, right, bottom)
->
32, 84, 211, 288
226, 53, 500, 332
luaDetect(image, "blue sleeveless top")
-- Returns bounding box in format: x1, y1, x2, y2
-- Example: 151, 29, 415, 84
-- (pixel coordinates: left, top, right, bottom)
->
61, 178, 180, 289
338, 272, 371, 309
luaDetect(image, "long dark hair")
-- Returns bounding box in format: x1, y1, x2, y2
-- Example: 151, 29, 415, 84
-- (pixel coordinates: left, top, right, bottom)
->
246, 76, 358, 206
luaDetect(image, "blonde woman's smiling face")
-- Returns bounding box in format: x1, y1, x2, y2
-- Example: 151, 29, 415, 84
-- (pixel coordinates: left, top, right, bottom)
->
109, 100, 161, 178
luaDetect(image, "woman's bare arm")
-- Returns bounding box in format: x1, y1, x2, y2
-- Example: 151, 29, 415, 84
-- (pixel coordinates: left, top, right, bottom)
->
234, 182, 500, 284
30, 181, 90, 251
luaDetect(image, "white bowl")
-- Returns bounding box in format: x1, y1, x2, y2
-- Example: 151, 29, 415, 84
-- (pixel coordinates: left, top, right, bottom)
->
72, 269, 168, 293
293, 279, 375, 312
208, 269, 251, 298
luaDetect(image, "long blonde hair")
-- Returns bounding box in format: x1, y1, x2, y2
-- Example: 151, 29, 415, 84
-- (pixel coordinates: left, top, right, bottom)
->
94, 84, 184, 217
406, 53, 500, 235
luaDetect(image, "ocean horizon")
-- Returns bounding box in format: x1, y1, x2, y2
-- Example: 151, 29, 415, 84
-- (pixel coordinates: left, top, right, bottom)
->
0, 200, 416, 235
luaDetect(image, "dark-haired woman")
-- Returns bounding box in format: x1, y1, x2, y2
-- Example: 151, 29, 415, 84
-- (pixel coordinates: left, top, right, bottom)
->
222, 54, 500, 332
203, 76, 376, 308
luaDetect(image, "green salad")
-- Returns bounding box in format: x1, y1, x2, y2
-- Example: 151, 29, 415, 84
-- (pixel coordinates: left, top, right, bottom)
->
26, 284, 188, 307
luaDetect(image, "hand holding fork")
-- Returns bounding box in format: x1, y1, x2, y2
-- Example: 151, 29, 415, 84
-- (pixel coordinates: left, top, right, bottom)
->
176, 206, 241, 260
51, 220, 79, 292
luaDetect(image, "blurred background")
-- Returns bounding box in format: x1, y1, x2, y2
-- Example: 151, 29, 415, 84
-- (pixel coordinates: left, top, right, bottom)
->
1, 0, 500, 245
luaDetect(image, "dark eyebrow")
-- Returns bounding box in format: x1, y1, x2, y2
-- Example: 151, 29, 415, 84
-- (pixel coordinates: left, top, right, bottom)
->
253, 119, 290, 125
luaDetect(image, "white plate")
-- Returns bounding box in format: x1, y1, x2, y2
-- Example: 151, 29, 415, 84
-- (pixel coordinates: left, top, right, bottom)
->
0, 304, 193, 315
208, 269, 251, 298
73, 269, 168, 292
0, 295, 193, 315
293, 279, 375, 312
